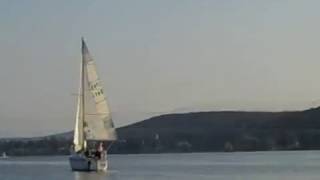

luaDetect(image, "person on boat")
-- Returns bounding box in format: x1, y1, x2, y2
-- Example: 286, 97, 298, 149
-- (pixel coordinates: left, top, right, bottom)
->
98, 142, 104, 152
85, 150, 90, 157
94, 142, 104, 159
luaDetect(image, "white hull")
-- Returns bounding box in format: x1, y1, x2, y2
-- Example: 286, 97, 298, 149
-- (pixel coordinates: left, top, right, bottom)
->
69, 154, 108, 171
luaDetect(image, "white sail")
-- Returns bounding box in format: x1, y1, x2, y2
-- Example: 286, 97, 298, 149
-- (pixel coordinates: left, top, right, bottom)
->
70, 38, 114, 172
81, 39, 117, 141
73, 60, 85, 152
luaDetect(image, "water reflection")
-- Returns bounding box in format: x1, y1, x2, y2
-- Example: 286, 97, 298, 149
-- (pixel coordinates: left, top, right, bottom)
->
73, 171, 116, 180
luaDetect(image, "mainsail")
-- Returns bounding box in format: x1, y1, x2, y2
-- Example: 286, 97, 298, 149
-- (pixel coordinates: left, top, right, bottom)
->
73, 38, 117, 152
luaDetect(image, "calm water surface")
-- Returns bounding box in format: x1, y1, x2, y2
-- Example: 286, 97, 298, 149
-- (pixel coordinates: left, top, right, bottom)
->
0, 151, 320, 180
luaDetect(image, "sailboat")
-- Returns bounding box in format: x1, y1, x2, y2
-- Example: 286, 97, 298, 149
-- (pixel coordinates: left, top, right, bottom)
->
1, 152, 8, 159
69, 38, 117, 171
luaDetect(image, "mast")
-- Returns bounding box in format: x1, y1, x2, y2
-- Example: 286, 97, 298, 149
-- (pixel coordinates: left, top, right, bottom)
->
81, 37, 86, 150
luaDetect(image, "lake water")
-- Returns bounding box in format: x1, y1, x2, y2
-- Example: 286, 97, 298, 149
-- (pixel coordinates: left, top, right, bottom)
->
0, 151, 320, 180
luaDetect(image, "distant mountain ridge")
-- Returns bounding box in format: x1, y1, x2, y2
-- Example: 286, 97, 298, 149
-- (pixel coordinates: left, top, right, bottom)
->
2, 107, 320, 155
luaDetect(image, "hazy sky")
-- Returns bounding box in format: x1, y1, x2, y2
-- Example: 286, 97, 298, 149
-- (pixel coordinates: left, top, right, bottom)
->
1, 0, 320, 137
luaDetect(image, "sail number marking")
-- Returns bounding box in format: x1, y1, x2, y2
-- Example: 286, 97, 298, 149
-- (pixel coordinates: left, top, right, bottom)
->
90, 82, 104, 97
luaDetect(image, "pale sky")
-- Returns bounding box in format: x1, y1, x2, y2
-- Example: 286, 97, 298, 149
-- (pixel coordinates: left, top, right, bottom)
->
1, 0, 320, 137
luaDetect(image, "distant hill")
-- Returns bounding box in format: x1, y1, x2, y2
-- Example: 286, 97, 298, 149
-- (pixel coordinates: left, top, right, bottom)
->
2, 107, 320, 155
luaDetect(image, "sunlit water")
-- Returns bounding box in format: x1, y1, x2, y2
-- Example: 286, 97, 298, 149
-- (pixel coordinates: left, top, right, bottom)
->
1, 151, 320, 180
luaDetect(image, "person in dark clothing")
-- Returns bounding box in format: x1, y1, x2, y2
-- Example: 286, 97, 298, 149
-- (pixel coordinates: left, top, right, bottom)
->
84, 150, 89, 157
95, 150, 101, 159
